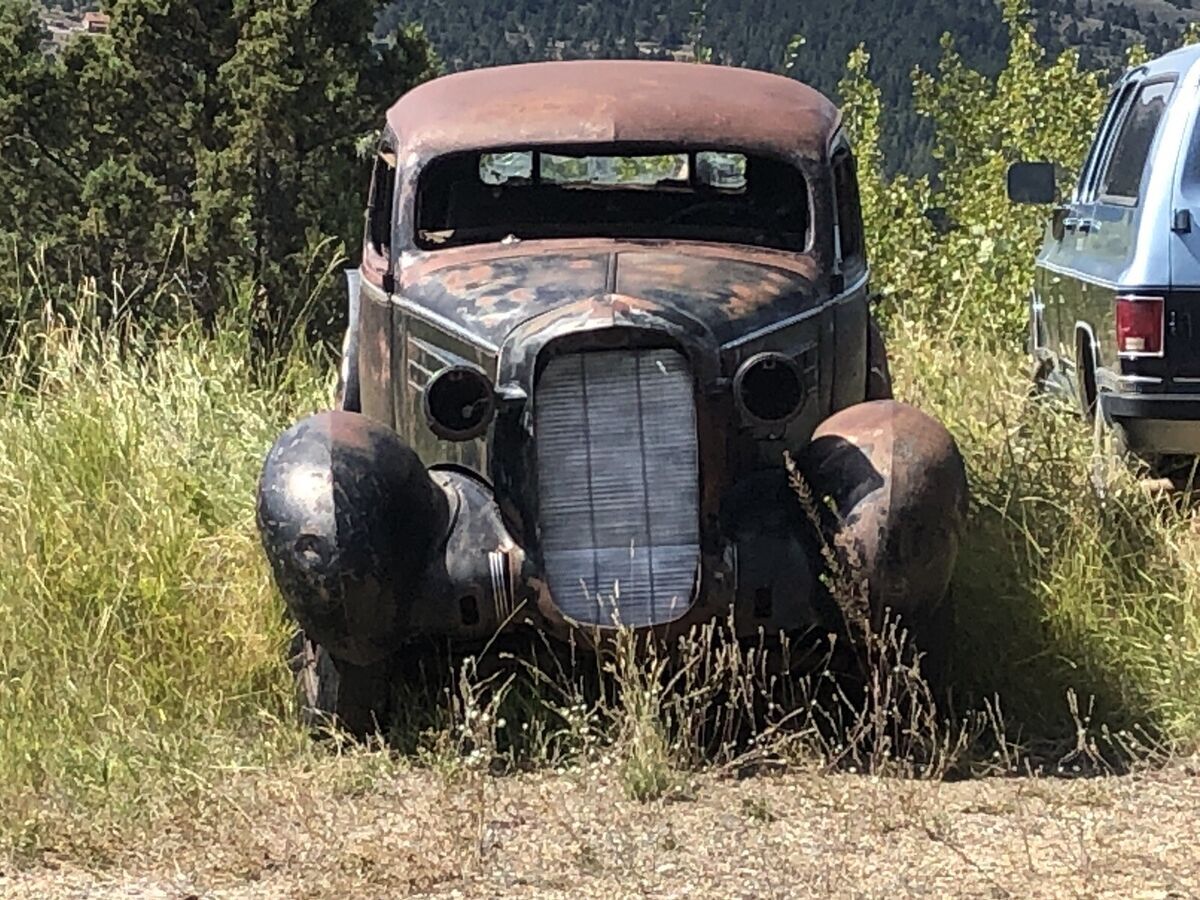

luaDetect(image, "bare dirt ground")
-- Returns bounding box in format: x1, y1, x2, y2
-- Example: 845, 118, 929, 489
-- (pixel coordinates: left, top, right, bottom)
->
3, 759, 1199, 899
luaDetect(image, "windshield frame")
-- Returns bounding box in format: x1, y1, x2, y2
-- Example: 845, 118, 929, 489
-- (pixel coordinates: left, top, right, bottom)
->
405, 142, 817, 256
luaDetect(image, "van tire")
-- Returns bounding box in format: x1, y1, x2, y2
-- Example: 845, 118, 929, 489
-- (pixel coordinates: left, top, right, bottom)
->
1075, 332, 1098, 422
1089, 403, 1131, 499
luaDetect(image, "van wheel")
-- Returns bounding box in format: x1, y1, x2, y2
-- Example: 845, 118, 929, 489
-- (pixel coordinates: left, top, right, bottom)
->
289, 632, 391, 739
1030, 357, 1054, 399
1075, 335, 1098, 422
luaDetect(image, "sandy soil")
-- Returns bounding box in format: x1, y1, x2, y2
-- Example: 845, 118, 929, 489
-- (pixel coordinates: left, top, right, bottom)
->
3, 759, 1199, 899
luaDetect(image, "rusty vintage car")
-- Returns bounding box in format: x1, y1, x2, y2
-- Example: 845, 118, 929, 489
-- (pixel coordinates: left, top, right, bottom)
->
256, 61, 969, 733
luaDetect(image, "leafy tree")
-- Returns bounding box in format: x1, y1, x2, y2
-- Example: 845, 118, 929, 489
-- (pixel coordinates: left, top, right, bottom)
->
0, 2, 77, 245
0, 0, 437, 333
843, 0, 1106, 344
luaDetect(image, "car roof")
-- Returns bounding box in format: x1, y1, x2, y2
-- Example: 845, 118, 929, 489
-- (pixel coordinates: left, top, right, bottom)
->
385, 60, 841, 164
1128, 43, 1200, 82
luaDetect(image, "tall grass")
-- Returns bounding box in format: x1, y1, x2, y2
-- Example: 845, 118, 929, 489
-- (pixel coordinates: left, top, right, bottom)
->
888, 316, 1200, 747
3, 265, 1200, 858
0, 276, 327, 854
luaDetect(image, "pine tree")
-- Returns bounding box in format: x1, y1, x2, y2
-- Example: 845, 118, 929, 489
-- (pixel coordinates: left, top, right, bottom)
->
0, 0, 436, 329
192, 0, 436, 333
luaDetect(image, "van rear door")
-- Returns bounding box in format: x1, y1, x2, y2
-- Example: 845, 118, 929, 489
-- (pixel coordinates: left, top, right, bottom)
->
1168, 71, 1200, 383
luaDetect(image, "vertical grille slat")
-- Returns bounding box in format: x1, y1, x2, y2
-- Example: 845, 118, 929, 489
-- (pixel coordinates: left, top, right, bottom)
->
536, 348, 700, 627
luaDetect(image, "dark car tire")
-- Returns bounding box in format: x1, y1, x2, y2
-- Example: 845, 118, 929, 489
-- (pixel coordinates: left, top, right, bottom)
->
289, 632, 391, 739
1030, 357, 1054, 399
907, 591, 954, 699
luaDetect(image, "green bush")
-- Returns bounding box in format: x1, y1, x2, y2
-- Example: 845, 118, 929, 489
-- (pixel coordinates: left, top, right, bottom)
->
850, 1, 1200, 746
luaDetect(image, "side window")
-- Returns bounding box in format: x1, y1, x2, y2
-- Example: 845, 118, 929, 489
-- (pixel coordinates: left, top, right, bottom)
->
366, 139, 398, 257
1096, 78, 1175, 205
1076, 85, 1129, 202
832, 149, 865, 271
1181, 106, 1200, 191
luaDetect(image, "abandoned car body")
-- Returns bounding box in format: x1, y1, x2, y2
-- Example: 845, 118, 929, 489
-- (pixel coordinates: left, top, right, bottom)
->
256, 61, 970, 730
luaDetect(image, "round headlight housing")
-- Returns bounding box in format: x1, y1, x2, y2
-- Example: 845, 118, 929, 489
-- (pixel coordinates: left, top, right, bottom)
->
424, 365, 496, 441
733, 352, 806, 427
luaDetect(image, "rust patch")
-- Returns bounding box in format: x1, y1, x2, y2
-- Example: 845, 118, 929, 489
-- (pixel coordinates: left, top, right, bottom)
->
387, 60, 840, 164
401, 240, 820, 348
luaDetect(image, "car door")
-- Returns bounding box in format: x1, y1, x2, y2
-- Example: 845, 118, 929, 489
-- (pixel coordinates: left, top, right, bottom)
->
1049, 75, 1145, 409
1033, 83, 1123, 389
358, 130, 399, 427
1077, 75, 1176, 395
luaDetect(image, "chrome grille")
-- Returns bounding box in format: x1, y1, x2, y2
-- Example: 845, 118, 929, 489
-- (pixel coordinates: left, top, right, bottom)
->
535, 348, 700, 627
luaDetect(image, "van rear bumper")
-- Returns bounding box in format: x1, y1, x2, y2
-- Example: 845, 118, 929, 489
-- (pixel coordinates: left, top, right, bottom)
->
1104, 393, 1200, 455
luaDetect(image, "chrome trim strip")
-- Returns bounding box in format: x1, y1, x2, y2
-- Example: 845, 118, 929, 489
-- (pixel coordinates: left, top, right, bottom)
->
1040, 258, 1122, 292
1074, 320, 1101, 358
395, 295, 502, 353
1118, 374, 1163, 384
361, 273, 501, 353
723, 269, 870, 349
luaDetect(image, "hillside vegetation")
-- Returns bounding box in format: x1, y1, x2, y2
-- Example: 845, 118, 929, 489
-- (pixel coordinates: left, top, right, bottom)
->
2, 0, 1200, 869
377, 0, 1200, 172
1, 0, 437, 336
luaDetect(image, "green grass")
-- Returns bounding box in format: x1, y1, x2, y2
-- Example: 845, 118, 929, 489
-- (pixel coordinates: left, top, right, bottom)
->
0, 302, 327, 854
889, 316, 1200, 748
3, 283, 1200, 860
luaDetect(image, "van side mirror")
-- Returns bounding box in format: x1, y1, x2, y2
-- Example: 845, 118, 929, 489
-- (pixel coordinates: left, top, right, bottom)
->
1007, 161, 1057, 204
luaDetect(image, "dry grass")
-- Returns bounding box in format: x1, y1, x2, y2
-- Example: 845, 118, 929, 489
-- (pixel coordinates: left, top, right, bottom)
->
3, 756, 1199, 898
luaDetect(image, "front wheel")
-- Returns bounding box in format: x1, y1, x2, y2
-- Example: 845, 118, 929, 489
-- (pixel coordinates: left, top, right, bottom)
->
289, 632, 391, 739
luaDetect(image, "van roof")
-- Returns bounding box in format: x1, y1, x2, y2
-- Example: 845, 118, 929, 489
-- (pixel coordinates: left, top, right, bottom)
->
1127, 42, 1200, 83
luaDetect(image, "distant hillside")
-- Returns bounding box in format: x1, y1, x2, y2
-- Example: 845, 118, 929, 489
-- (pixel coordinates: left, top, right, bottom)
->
377, 0, 1200, 173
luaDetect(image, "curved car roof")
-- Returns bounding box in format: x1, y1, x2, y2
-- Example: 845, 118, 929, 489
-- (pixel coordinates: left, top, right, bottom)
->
1137, 41, 1200, 81
386, 60, 841, 163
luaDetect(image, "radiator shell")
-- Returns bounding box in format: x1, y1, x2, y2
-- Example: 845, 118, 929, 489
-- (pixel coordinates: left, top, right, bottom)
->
534, 347, 701, 627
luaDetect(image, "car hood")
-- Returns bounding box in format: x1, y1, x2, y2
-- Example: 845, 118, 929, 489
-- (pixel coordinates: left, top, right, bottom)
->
398, 240, 825, 350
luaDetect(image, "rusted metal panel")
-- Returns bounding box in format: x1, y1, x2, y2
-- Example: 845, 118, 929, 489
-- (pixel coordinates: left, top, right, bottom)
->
797, 400, 969, 627
388, 61, 841, 165
399, 240, 824, 351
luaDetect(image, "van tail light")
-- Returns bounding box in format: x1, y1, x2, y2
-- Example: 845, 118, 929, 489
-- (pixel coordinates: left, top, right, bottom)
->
1115, 295, 1164, 356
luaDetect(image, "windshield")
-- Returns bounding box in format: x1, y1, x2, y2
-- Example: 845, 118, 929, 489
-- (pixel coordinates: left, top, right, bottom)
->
414, 148, 809, 252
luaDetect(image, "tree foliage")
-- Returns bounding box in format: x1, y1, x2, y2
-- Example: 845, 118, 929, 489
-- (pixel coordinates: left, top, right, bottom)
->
0, 0, 438, 332
378, 0, 1200, 175
843, 0, 1114, 344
